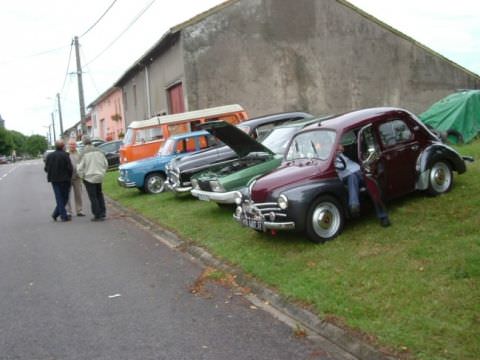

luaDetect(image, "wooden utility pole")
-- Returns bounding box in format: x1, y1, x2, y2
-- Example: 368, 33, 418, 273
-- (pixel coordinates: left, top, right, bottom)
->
73, 36, 87, 135
56, 93, 64, 139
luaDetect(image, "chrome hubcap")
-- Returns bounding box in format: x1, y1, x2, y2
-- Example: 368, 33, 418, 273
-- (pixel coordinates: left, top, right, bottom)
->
148, 176, 165, 193
312, 202, 340, 238
430, 162, 451, 193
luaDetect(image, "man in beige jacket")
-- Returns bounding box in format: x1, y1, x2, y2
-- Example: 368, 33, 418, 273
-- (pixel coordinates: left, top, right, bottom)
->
66, 140, 85, 217
77, 136, 108, 221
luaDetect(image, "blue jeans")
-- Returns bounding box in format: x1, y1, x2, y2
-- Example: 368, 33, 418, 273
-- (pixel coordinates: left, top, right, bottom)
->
52, 181, 71, 220
345, 171, 388, 220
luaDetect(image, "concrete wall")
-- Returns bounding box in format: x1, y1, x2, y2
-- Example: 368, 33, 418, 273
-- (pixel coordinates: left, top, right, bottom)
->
182, 0, 480, 118
121, 38, 185, 127
91, 88, 125, 140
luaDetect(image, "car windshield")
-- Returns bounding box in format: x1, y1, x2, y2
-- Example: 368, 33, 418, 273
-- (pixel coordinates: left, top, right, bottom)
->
158, 138, 176, 156
285, 129, 336, 161
124, 128, 134, 145
261, 127, 299, 154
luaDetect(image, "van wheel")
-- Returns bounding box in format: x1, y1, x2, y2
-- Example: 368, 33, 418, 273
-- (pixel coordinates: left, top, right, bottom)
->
144, 173, 166, 194
427, 161, 452, 196
306, 196, 344, 243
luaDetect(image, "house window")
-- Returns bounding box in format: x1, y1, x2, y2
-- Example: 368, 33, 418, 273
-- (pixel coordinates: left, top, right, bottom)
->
133, 84, 137, 108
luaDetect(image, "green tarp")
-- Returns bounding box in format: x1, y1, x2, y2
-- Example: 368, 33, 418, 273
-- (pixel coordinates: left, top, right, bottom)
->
419, 90, 480, 144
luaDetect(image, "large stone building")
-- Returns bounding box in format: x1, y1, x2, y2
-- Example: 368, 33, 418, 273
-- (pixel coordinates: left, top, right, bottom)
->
116, 0, 480, 126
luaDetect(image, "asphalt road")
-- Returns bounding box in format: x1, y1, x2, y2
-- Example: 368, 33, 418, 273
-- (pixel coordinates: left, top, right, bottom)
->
0, 160, 350, 360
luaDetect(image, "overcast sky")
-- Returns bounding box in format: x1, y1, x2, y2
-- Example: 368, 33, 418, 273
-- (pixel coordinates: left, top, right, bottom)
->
1, 0, 479, 137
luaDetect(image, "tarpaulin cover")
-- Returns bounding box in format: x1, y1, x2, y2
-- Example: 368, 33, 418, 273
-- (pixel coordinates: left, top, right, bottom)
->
419, 90, 480, 144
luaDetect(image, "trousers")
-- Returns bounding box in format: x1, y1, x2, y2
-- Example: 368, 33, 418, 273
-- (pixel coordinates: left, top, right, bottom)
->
52, 181, 71, 220
83, 180, 106, 219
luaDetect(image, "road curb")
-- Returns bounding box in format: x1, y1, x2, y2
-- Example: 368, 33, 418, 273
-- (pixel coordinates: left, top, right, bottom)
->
106, 197, 395, 360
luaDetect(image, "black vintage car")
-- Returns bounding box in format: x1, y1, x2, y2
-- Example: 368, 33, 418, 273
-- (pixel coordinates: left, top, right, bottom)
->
97, 140, 123, 169
166, 112, 314, 194
234, 108, 472, 243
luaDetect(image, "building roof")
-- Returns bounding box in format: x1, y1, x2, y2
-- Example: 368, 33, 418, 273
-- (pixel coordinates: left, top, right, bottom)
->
113, 0, 479, 88
87, 86, 121, 109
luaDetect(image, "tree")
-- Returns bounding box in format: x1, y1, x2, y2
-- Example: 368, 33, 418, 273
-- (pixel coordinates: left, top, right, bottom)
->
24, 135, 48, 157
9, 130, 27, 155
0, 127, 13, 155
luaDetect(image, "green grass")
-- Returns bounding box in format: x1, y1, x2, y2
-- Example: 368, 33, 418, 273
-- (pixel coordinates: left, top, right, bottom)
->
105, 142, 480, 360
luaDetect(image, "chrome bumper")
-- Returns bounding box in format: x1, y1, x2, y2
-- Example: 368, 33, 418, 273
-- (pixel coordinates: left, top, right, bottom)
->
166, 182, 192, 193
233, 202, 295, 232
233, 213, 295, 231
117, 177, 136, 188
191, 189, 236, 204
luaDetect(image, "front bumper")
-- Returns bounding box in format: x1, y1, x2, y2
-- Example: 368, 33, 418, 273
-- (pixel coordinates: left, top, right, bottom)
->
117, 176, 137, 188
233, 201, 295, 232
191, 189, 237, 204
166, 182, 192, 193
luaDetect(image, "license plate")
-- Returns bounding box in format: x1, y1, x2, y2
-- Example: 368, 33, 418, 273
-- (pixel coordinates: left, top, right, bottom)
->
198, 194, 210, 201
243, 217, 264, 231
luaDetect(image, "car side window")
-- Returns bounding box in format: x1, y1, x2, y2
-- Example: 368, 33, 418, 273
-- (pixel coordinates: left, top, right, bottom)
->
378, 120, 412, 147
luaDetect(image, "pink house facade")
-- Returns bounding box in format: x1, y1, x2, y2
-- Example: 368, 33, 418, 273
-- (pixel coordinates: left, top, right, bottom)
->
88, 87, 125, 141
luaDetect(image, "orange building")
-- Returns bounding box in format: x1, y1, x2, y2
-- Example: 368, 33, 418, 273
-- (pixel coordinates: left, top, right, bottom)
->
88, 87, 125, 141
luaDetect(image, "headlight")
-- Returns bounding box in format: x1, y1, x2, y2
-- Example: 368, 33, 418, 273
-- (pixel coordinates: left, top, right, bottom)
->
233, 191, 243, 205
277, 194, 288, 210
209, 180, 225, 192
191, 178, 199, 190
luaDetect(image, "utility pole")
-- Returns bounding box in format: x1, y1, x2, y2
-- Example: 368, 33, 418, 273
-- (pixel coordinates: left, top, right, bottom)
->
51, 112, 56, 142
73, 36, 87, 135
56, 93, 64, 139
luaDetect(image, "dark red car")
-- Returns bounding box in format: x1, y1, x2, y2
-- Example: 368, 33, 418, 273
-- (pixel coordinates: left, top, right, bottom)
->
234, 108, 471, 243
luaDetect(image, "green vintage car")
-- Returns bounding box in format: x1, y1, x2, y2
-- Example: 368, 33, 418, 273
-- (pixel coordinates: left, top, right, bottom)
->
190, 118, 321, 204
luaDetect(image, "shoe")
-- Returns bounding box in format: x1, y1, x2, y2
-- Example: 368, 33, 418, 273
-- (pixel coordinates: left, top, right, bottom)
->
91, 217, 104, 222
77, 213, 85, 217
51, 214, 58, 222
380, 217, 391, 227
350, 204, 360, 218
61, 217, 71, 222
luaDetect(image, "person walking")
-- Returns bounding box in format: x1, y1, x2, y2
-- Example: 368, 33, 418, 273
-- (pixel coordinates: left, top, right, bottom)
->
77, 136, 108, 221
66, 140, 85, 217
44, 139, 73, 222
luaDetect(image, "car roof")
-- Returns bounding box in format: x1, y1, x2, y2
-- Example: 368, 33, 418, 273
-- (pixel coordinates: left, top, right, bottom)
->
169, 130, 210, 140
238, 112, 314, 128
303, 107, 412, 132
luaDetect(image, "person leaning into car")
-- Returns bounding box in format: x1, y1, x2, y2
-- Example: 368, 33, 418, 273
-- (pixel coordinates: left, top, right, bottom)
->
335, 144, 391, 227
77, 136, 108, 221
44, 139, 73, 222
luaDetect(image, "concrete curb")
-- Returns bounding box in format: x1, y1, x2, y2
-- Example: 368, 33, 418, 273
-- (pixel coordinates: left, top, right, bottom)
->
106, 197, 396, 360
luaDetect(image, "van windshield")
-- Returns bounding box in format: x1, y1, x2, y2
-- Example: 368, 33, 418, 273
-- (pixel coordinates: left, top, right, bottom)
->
124, 128, 134, 145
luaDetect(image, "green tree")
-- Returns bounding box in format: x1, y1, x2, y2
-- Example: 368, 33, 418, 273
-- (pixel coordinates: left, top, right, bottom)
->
24, 135, 48, 157
9, 130, 27, 155
0, 127, 13, 155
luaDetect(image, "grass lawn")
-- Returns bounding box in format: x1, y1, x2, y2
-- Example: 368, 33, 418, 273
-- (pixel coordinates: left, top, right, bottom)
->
104, 141, 480, 360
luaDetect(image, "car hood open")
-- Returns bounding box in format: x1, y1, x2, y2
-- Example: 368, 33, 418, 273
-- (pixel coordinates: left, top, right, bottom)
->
201, 121, 274, 158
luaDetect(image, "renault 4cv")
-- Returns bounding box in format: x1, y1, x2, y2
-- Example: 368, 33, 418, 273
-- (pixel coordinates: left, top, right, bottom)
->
234, 108, 472, 243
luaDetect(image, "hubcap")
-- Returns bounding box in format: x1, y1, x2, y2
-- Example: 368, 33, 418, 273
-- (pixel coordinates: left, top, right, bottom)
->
430, 162, 451, 193
148, 176, 165, 193
312, 202, 340, 239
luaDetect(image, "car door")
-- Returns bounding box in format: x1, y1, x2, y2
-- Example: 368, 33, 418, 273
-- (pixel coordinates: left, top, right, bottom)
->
376, 118, 422, 197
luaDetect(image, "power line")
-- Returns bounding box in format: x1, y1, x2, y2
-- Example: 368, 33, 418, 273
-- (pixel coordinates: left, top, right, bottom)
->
80, 0, 119, 38
60, 41, 74, 94
84, 0, 157, 67
80, 47, 100, 95
0, 45, 69, 65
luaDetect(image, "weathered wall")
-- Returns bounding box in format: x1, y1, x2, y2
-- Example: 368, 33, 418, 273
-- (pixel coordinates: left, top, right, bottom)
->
182, 0, 480, 118
121, 38, 185, 126
91, 88, 124, 140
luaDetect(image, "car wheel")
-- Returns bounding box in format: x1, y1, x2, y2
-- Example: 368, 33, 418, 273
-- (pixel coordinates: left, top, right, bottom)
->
144, 173, 166, 194
306, 196, 344, 243
427, 161, 453, 196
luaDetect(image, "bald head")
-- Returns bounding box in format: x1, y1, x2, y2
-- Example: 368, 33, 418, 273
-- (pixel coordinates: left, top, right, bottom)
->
55, 139, 65, 151
68, 139, 77, 152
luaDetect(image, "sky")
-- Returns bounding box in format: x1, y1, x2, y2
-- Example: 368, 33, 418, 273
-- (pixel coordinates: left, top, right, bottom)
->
0, 0, 479, 138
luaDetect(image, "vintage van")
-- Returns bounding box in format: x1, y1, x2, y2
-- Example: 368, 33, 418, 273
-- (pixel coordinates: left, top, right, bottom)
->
120, 104, 248, 164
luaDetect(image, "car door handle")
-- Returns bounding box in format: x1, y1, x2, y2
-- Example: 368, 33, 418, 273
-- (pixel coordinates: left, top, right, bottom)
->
411, 145, 419, 151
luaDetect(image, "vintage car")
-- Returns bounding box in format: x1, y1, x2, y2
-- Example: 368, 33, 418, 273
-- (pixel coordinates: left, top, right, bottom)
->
166, 112, 314, 194
97, 140, 123, 170
190, 117, 323, 205
118, 131, 218, 194
234, 107, 472, 243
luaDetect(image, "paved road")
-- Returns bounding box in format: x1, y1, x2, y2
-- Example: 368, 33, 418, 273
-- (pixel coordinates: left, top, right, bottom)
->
0, 160, 351, 359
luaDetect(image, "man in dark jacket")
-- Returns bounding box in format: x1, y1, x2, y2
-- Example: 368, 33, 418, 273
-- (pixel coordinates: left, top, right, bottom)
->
44, 139, 73, 222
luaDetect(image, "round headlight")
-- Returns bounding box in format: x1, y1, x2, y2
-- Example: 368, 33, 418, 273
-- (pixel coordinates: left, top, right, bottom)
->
278, 194, 288, 210
233, 191, 243, 205
209, 180, 225, 192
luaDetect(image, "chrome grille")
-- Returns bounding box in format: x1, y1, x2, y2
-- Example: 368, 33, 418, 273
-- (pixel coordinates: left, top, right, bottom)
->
242, 201, 287, 221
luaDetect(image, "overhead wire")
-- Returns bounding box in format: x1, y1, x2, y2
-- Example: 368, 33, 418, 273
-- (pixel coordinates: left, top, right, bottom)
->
80, 0, 119, 38
84, 0, 157, 67
59, 41, 74, 94
0, 45, 69, 65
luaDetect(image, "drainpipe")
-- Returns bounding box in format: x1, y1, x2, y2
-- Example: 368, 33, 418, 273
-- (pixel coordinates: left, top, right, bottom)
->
145, 64, 152, 118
